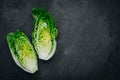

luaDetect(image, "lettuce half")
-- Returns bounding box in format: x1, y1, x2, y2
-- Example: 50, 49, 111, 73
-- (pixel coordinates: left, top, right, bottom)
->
32, 8, 58, 60
7, 30, 38, 73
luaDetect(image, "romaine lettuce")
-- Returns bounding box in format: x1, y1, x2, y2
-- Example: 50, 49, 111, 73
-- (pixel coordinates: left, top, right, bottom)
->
7, 30, 38, 73
32, 8, 58, 60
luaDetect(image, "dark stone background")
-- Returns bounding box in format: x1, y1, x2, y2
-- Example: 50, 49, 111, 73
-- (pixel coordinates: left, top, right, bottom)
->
0, 0, 120, 80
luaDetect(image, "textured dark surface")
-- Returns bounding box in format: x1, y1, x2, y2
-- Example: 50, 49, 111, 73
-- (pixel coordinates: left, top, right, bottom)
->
0, 0, 120, 80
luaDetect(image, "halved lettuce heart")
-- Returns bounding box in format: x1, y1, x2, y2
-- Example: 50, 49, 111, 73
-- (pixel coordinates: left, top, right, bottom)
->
7, 30, 38, 73
32, 8, 58, 60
